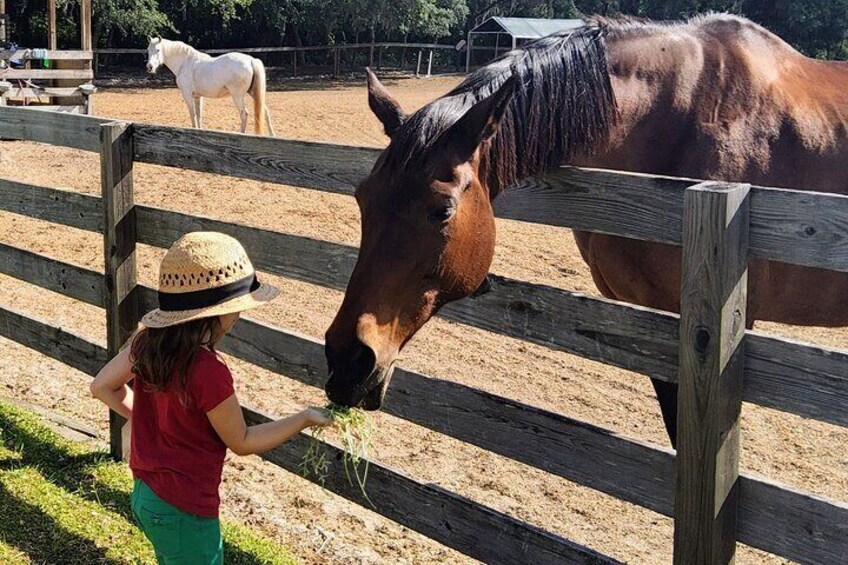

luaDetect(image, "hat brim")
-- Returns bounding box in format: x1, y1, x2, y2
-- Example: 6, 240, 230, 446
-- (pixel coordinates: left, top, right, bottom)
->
140, 282, 280, 329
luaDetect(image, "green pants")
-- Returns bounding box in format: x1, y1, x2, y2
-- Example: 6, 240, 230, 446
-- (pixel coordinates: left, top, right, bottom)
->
131, 479, 223, 564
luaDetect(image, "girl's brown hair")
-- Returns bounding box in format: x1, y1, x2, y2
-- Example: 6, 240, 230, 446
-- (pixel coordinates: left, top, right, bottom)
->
130, 316, 223, 393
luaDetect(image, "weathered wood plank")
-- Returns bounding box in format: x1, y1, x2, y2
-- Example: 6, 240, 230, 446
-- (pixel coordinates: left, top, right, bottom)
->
101, 121, 138, 461
135, 205, 358, 289
745, 333, 848, 427
0, 49, 93, 60
0, 105, 104, 151
0, 69, 93, 80
674, 182, 750, 564
23, 105, 87, 114
1, 87, 91, 98
46, 50, 93, 60
444, 275, 680, 379
496, 167, 848, 273
0, 177, 103, 232
0, 242, 104, 306
0, 305, 107, 376
496, 168, 687, 243
132, 123, 378, 194
243, 407, 621, 565
134, 206, 848, 427
47, 0, 56, 50
738, 474, 848, 565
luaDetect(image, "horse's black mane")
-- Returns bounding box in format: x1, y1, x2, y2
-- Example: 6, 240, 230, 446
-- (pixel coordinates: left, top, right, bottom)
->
385, 24, 616, 196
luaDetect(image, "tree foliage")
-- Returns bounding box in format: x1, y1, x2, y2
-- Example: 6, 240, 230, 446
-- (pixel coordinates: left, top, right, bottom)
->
4, 0, 848, 59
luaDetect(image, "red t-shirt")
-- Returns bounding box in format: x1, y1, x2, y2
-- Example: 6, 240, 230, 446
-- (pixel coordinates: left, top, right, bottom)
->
130, 348, 234, 517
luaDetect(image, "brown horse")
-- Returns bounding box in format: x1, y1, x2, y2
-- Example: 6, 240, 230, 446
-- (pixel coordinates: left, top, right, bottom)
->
324, 14, 848, 446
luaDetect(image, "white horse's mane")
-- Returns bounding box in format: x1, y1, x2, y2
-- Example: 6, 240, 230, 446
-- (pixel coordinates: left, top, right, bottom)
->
157, 38, 209, 61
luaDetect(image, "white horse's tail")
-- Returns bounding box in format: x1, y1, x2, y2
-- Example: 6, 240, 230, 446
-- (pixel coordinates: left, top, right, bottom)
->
249, 58, 269, 135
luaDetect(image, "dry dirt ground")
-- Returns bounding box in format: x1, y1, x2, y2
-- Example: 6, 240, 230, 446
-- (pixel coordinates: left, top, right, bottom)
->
0, 76, 846, 564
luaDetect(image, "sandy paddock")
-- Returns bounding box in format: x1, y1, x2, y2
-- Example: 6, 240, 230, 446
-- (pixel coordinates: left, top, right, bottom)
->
0, 76, 845, 564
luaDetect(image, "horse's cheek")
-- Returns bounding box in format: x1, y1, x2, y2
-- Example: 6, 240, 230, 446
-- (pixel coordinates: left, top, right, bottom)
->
443, 203, 495, 297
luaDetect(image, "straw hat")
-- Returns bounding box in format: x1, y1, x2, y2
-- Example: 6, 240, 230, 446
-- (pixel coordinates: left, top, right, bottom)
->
141, 232, 279, 328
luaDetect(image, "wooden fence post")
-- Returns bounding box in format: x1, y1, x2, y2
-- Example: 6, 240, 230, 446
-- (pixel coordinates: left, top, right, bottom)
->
416, 49, 422, 76
333, 48, 340, 78
674, 181, 750, 564
101, 121, 138, 462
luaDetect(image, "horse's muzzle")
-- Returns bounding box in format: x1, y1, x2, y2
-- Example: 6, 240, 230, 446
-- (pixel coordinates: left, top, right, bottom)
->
325, 364, 394, 410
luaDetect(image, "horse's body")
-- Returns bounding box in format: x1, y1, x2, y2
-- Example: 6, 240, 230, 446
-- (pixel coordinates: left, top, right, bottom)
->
146, 38, 276, 136
574, 16, 848, 328
323, 15, 848, 446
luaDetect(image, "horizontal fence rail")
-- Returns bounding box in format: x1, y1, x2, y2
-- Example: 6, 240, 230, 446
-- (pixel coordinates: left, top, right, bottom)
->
0, 69, 94, 80
1, 180, 846, 428
1, 87, 93, 99
96, 43, 456, 55
0, 106, 102, 151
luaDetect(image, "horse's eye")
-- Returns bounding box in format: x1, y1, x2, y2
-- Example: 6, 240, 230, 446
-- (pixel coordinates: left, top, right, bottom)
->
428, 207, 455, 224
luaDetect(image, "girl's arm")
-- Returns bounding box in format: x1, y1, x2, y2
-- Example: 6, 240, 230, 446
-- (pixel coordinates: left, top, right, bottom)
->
206, 394, 331, 456
89, 347, 135, 419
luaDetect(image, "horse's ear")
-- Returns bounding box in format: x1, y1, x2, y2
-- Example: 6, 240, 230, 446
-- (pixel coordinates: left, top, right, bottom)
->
366, 67, 406, 137
443, 74, 517, 162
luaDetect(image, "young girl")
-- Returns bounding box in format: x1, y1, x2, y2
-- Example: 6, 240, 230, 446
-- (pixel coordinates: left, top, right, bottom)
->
91, 231, 331, 563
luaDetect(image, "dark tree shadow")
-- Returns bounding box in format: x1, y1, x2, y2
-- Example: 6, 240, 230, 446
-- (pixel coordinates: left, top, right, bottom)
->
0, 480, 124, 564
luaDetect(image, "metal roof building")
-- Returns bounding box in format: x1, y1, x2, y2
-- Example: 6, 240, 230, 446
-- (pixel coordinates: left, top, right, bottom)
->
465, 17, 585, 71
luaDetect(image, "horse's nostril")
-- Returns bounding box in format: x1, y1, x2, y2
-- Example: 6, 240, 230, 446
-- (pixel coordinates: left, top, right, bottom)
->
350, 340, 376, 377
325, 339, 377, 381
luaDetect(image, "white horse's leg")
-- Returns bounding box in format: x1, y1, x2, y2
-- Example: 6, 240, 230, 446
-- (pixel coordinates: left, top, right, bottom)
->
182, 92, 197, 128
194, 97, 204, 129
264, 106, 277, 137
232, 94, 249, 133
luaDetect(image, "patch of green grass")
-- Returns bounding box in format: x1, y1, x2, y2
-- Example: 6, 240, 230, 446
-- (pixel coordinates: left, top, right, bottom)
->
0, 400, 298, 565
0, 539, 30, 564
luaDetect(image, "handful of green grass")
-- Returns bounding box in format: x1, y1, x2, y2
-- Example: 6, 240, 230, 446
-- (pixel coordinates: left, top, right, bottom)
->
299, 404, 374, 504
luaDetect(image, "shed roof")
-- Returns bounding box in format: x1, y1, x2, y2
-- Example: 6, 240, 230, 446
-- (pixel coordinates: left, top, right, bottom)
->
471, 17, 585, 39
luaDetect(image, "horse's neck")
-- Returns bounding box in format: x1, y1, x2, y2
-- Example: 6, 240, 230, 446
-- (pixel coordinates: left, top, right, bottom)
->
162, 41, 200, 75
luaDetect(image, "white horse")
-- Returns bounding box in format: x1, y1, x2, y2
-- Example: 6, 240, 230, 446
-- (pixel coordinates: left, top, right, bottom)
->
145, 38, 276, 136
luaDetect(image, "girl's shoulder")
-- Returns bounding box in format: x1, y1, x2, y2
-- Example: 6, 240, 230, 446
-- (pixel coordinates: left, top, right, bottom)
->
186, 348, 234, 411
192, 348, 230, 374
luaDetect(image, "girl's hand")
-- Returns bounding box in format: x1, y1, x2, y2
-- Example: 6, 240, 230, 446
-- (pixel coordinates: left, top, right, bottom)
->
303, 407, 334, 428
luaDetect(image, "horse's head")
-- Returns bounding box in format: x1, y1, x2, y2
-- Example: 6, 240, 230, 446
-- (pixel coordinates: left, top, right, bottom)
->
324, 69, 516, 409
146, 37, 164, 74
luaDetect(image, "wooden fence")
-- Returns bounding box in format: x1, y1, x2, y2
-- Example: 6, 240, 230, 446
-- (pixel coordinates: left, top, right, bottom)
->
0, 105, 845, 564
95, 43, 460, 79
